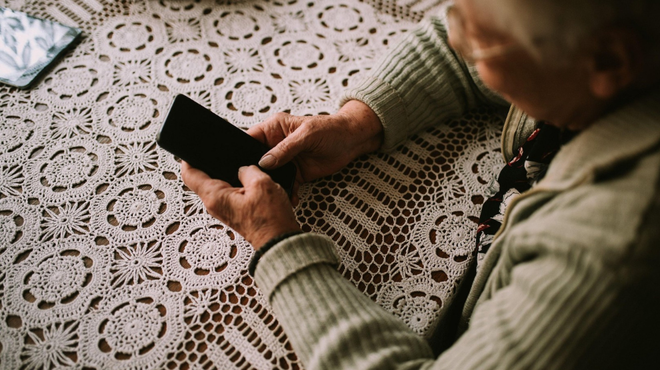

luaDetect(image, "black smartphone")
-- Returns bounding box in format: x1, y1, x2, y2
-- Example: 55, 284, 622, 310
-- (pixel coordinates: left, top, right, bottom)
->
0, 7, 82, 88
157, 94, 297, 195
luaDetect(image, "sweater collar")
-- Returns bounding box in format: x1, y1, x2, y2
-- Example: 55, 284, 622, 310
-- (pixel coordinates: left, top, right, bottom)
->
538, 89, 660, 190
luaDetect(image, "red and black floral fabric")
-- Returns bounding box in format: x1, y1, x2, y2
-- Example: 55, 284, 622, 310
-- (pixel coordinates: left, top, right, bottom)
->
475, 122, 576, 269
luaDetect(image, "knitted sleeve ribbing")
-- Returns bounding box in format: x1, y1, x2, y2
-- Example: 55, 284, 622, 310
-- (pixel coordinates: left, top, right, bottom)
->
254, 229, 658, 370
339, 16, 507, 152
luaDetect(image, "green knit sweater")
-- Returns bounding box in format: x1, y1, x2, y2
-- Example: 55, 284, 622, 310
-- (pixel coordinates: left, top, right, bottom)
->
254, 17, 660, 369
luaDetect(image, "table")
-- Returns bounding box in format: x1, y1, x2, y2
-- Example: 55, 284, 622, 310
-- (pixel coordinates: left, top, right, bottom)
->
0, 0, 504, 368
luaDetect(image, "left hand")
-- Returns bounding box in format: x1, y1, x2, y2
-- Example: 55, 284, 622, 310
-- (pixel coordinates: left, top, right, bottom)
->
181, 162, 301, 249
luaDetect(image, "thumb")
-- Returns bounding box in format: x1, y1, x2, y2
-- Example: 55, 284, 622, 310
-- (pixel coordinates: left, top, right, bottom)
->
237, 165, 271, 188
258, 130, 305, 169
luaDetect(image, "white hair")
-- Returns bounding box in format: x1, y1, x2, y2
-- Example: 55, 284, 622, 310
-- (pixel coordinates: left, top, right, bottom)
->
474, 0, 660, 63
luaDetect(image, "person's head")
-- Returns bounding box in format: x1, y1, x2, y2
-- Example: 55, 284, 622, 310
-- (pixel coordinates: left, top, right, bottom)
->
449, 0, 660, 130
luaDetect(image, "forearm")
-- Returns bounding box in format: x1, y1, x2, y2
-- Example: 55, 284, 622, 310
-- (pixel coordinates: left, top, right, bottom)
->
341, 17, 508, 152
254, 233, 434, 370
254, 232, 649, 370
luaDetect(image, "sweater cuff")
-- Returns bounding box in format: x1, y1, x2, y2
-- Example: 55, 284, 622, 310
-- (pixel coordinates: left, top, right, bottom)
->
339, 76, 409, 152
253, 233, 340, 301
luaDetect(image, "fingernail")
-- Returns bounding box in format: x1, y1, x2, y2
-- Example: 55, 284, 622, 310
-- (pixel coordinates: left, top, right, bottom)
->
238, 166, 248, 174
259, 154, 275, 168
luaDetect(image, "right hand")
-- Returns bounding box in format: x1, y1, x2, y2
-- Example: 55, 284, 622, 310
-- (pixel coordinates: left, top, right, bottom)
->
248, 100, 384, 202
181, 162, 300, 249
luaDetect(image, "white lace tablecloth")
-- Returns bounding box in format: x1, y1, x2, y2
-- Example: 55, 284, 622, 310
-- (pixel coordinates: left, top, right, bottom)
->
0, 0, 505, 369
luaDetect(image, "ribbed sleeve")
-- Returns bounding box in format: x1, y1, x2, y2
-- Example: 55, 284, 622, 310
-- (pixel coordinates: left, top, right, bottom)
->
255, 233, 435, 369
438, 248, 625, 370
255, 225, 660, 370
339, 17, 507, 152
252, 23, 660, 370
254, 146, 660, 369
253, 233, 340, 300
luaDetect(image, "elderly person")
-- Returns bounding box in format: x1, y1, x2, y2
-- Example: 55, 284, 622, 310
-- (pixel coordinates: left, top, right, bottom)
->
182, 0, 660, 368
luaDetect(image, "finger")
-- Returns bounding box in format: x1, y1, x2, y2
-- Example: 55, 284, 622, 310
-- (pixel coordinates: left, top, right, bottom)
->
247, 113, 288, 146
258, 128, 306, 169
181, 161, 231, 195
181, 161, 210, 192
246, 123, 270, 145
237, 165, 273, 189
181, 161, 209, 191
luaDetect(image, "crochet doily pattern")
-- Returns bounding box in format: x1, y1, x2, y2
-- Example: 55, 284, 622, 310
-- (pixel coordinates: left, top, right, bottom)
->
0, 0, 503, 369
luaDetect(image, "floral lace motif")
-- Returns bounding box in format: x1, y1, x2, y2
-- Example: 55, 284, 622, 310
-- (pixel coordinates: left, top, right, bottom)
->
0, 1, 503, 369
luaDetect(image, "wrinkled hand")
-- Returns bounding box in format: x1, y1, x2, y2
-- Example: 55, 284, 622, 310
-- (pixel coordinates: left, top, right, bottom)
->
181, 162, 300, 249
248, 100, 383, 204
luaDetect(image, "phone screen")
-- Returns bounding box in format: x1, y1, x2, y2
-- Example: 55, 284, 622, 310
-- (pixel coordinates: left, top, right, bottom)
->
0, 7, 82, 88
157, 94, 297, 195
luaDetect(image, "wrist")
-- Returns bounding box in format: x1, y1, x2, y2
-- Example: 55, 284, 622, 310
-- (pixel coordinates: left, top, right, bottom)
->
337, 100, 384, 156
251, 225, 301, 250
248, 230, 304, 276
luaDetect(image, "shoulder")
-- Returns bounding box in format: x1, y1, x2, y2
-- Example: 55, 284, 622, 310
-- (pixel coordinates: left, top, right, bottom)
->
507, 144, 660, 269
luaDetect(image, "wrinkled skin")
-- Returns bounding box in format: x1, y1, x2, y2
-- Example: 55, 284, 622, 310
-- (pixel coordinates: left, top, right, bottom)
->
182, 0, 652, 248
